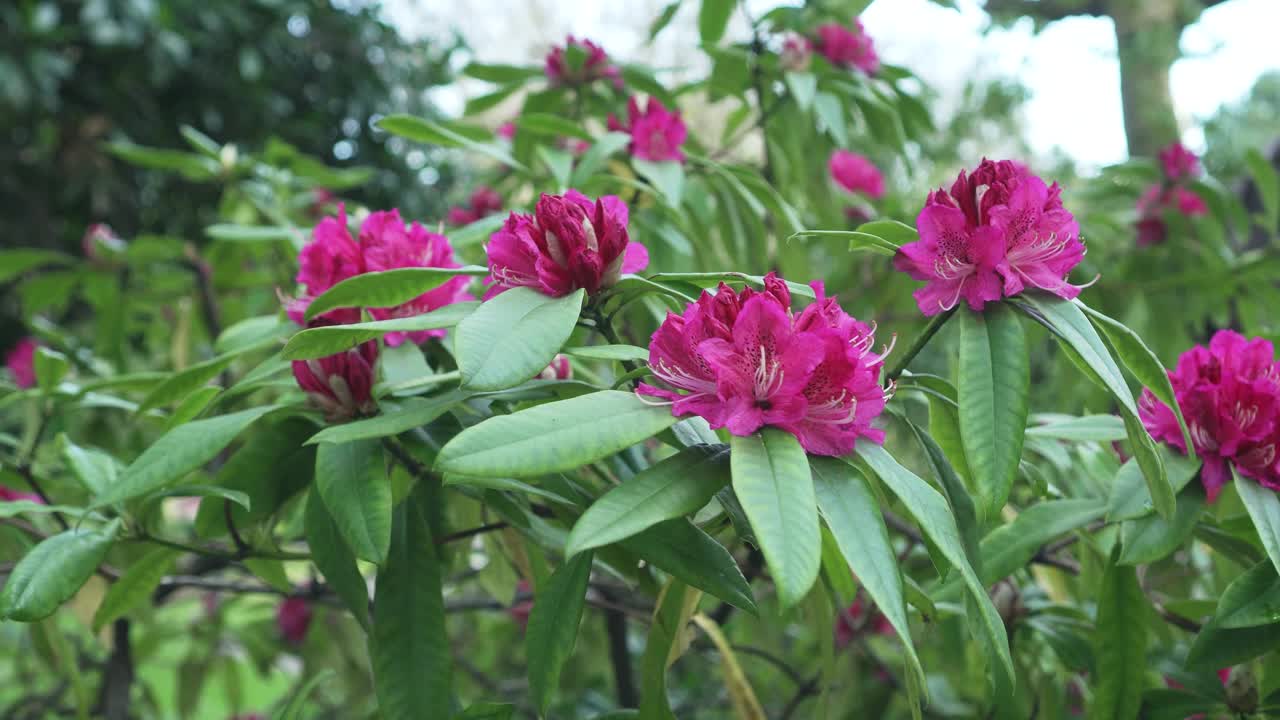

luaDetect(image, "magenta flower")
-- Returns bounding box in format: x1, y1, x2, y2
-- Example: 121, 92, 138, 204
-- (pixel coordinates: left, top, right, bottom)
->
893, 159, 1088, 316
536, 354, 573, 381
5, 337, 38, 390
829, 150, 885, 199
276, 597, 313, 645
780, 34, 812, 72
835, 596, 894, 650
447, 186, 504, 226
82, 223, 125, 259
639, 274, 889, 456
485, 190, 648, 298
608, 97, 687, 163
497, 122, 516, 141
1140, 330, 1280, 502
1159, 142, 1201, 183
545, 36, 621, 87
291, 325, 379, 421
814, 20, 879, 76
0, 485, 43, 504
1134, 149, 1208, 246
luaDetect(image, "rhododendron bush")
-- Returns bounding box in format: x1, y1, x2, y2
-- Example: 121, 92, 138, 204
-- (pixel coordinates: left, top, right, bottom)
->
5, 3, 1280, 720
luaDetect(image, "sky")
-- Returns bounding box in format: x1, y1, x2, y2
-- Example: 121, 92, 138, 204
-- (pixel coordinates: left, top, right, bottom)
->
385, 0, 1280, 172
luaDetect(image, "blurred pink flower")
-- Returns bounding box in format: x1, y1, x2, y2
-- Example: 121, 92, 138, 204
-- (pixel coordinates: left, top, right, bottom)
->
609, 97, 687, 163
536, 354, 573, 381
545, 36, 621, 87
835, 596, 894, 650
5, 337, 38, 389
1141, 331, 1280, 502
485, 190, 647, 298
82, 223, 125, 259
447, 186, 504, 227
1159, 142, 1201, 183
814, 20, 879, 75
1134, 185, 1209, 246
276, 597, 313, 645
780, 35, 812, 72
894, 159, 1088, 315
292, 323, 379, 421
829, 150, 885, 199
510, 579, 533, 632
0, 485, 43, 504
638, 273, 888, 456
497, 122, 516, 141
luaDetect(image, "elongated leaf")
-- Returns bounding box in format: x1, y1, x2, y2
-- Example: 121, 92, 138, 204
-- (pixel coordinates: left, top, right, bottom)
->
1107, 448, 1200, 521
634, 159, 685, 207
449, 213, 507, 249
1189, 561, 1280, 668
1119, 488, 1204, 565
315, 439, 391, 565
93, 548, 178, 630
60, 439, 119, 495
205, 224, 299, 243
456, 287, 584, 391
698, 0, 734, 44
94, 406, 278, 506
34, 347, 68, 393
570, 132, 632, 186
0, 249, 74, 283
811, 457, 924, 689
646, 272, 816, 300
902, 420, 981, 569
784, 71, 817, 111
957, 304, 1029, 521
690, 614, 766, 720
562, 344, 650, 362
303, 267, 486, 322
622, 519, 756, 613
0, 520, 122, 621
1236, 467, 1280, 578
515, 113, 591, 140
567, 444, 730, 556
137, 354, 237, 412
105, 141, 219, 179
787, 230, 897, 256
370, 487, 451, 719
452, 703, 515, 720
1246, 148, 1280, 228
307, 391, 465, 445
1026, 415, 1127, 442
1012, 293, 1133, 412
283, 303, 478, 360
526, 552, 593, 714
435, 390, 678, 478
272, 669, 337, 720
729, 430, 819, 608
639, 580, 698, 720
855, 219, 919, 246
304, 490, 370, 629
1216, 560, 1280, 629
852, 443, 1015, 692
1089, 554, 1147, 720
378, 114, 525, 170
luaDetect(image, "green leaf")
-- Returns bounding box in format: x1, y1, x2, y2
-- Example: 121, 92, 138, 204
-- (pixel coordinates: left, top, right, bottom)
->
649, 2, 681, 41
526, 552, 594, 714
435, 390, 678, 478
462, 62, 542, 83
452, 703, 515, 720
855, 220, 919, 247
0, 520, 122, 621
1236, 467, 1280, 579
303, 267, 486, 322
204, 224, 298, 243
283, 303, 478, 360
0, 249, 74, 283
304, 490, 370, 630
784, 72, 817, 111
903, 419, 981, 570
814, 92, 848, 146
377, 114, 526, 171
1089, 554, 1147, 720
137, 354, 237, 412
851, 443, 1015, 692
93, 548, 178, 630
371, 486, 451, 720
570, 132, 632, 186
567, 444, 730, 556
104, 141, 219, 180
1188, 562, 1280, 668
1107, 447, 1200, 521
697, 0, 735, 45
1245, 148, 1280, 228
810, 457, 924, 690
94, 406, 279, 506
787, 230, 897, 256
634, 159, 685, 207
562, 344, 650, 362
515, 113, 592, 141
957, 304, 1029, 521
1080, 303, 1193, 452
33, 347, 69, 393
448, 213, 507, 249
646, 272, 816, 299
1026, 414, 1127, 442
307, 392, 465, 445
215, 315, 292, 355
1215, 560, 1280, 629
315, 439, 391, 565
639, 580, 697, 719
455, 287, 584, 391
622, 520, 756, 613
272, 670, 337, 720
538, 146, 574, 190
729, 429, 819, 608
1118, 488, 1204, 565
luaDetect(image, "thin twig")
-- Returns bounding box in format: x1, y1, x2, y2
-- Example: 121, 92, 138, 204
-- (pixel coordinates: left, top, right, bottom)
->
884, 308, 956, 383
435, 522, 510, 546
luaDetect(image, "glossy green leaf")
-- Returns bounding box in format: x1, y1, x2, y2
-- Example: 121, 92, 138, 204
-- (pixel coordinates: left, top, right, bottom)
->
697, 0, 735, 44
1216, 560, 1280, 629
137, 354, 237, 412
634, 159, 685, 206
283, 302, 478, 360
33, 347, 68, 393
810, 456, 924, 689
562, 344, 650, 362
0, 520, 121, 621
622, 519, 756, 613
0, 249, 74, 283
904, 419, 981, 570
435, 390, 678, 478
1188, 561, 1280, 668
1119, 488, 1204, 565
639, 580, 697, 720
515, 112, 592, 141
957, 304, 1029, 521
303, 267, 486, 322
855, 219, 919, 247
526, 551, 593, 714
448, 213, 507, 249
570, 132, 632, 186
304, 490, 370, 630
1107, 447, 1200, 521
371, 487, 451, 720
93, 548, 178, 630
455, 287, 584, 391
729, 430, 818, 608
1236, 467, 1280, 578
94, 406, 279, 506
378, 114, 525, 170
787, 230, 897, 256
307, 391, 465, 445
105, 141, 219, 180
1089, 554, 1147, 720
1026, 414, 1127, 442
60, 438, 119, 495
462, 62, 542, 83
204, 224, 299, 243
851, 443, 1014, 692
315, 439, 391, 565
567, 444, 730, 556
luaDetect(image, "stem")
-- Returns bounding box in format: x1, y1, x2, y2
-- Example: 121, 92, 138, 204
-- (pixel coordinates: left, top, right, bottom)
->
435, 522, 509, 546
884, 308, 956, 383
590, 308, 642, 386
131, 533, 307, 562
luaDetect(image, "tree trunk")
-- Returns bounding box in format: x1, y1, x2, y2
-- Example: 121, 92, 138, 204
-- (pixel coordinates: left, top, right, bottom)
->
1109, 0, 1183, 158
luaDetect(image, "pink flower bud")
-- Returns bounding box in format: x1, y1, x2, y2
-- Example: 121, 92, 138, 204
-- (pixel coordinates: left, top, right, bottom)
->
291, 329, 378, 421
5, 337, 38, 389
544, 36, 621, 87
780, 35, 812, 72
829, 150, 885, 199
536, 354, 573, 381
276, 597, 313, 645
1159, 142, 1201, 183
82, 224, 125, 259
814, 20, 879, 76
0, 485, 43, 503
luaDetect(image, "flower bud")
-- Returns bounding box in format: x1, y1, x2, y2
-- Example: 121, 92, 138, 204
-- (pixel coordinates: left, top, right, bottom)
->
291, 336, 378, 421
276, 596, 313, 645
536, 354, 573, 381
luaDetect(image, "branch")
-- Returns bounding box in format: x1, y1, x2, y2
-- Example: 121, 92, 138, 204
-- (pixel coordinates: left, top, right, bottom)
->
981, 0, 1107, 23
435, 522, 509, 546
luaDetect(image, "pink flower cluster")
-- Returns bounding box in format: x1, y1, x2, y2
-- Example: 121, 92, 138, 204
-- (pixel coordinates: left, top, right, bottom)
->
1140, 330, 1280, 503
829, 150, 885, 200
608, 97, 687, 163
814, 20, 879, 76
447, 186, 503, 226
485, 190, 648, 298
894, 159, 1088, 316
638, 274, 889, 456
1135, 142, 1208, 246
545, 36, 620, 87
291, 321, 379, 422
290, 205, 472, 345
5, 337, 37, 389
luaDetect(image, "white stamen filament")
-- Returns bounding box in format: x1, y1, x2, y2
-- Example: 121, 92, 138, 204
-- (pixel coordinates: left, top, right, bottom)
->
754, 346, 785, 400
